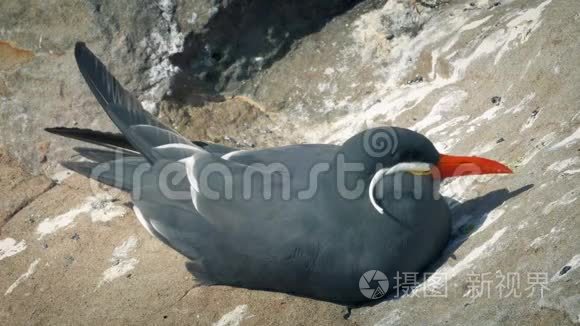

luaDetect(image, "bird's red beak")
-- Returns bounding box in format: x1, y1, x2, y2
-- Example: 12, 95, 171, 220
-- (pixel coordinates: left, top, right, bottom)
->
436, 154, 513, 179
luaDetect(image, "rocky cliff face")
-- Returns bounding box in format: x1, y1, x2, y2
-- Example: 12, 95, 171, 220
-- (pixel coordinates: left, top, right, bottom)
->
0, 0, 578, 325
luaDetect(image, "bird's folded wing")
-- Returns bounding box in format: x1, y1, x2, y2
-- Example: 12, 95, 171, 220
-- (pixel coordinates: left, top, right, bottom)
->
182, 150, 294, 227
134, 198, 207, 261
45, 127, 140, 154
130, 159, 193, 209
131, 161, 218, 262
125, 124, 201, 162
73, 146, 137, 163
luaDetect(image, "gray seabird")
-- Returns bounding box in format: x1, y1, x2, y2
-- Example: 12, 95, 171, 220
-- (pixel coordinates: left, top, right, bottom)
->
46, 42, 512, 304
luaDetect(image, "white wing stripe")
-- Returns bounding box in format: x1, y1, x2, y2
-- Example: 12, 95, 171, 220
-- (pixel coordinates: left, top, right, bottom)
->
221, 150, 246, 160
133, 205, 156, 237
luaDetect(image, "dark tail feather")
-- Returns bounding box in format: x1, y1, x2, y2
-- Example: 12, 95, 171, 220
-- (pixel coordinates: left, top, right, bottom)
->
73, 147, 137, 163
74, 42, 171, 134
58, 161, 131, 189
45, 127, 138, 153
75, 43, 215, 163
52, 42, 237, 160
46, 126, 241, 160
45, 126, 235, 155
60, 156, 148, 192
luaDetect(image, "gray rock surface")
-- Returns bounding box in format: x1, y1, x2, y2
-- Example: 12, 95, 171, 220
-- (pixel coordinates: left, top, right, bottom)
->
1, 0, 579, 325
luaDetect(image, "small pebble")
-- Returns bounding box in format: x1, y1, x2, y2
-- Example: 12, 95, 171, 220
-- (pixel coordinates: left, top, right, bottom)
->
407, 75, 424, 84
91, 200, 107, 210
559, 265, 571, 276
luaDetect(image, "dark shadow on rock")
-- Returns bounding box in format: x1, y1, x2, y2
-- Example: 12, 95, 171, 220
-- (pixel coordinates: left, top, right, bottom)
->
168, 0, 365, 106
440, 183, 534, 259
350, 184, 534, 309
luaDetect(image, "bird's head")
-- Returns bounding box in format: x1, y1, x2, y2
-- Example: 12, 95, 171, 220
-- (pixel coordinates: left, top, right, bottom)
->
339, 127, 512, 213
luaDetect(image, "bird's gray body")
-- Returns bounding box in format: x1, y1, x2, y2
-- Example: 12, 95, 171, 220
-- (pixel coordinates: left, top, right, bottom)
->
48, 43, 451, 304
136, 144, 451, 303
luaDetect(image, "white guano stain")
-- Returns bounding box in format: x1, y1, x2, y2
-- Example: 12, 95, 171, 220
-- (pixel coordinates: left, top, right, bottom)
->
412, 90, 468, 132
308, 0, 553, 144
470, 141, 497, 156
520, 110, 539, 131
139, 0, 184, 105
317, 82, 331, 93
546, 157, 580, 173
561, 169, 580, 176
542, 189, 578, 215
213, 305, 252, 326
433, 138, 460, 153
36, 195, 127, 239
425, 115, 470, 138
529, 226, 562, 249
0, 238, 27, 261
505, 93, 536, 114
551, 127, 580, 150
141, 100, 157, 115
50, 169, 73, 184
519, 132, 557, 166
493, 0, 552, 65
460, 15, 493, 31
187, 12, 198, 24
90, 202, 127, 223
470, 104, 504, 125
520, 59, 533, 79
375, 308, 402, 326
5, 259, 40, 295
98, 236, 139, 287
